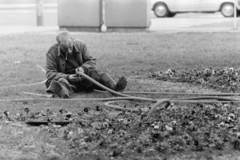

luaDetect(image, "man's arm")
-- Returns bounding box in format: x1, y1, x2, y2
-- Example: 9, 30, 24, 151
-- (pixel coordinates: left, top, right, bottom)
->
45, 47, 68, 82
77, 41, 97, 73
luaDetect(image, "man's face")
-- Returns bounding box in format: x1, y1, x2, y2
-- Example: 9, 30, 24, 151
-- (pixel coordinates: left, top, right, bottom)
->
60, 37, 73, 54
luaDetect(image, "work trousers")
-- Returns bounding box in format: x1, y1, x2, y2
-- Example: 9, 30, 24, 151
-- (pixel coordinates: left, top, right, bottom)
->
46, 69, 117, 96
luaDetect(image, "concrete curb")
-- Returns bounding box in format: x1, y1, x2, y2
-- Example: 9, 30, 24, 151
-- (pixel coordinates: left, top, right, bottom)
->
149, 27, 240, 33
1, 26, 240, 35
0, 26, 58, 35
0, 3, 57, 10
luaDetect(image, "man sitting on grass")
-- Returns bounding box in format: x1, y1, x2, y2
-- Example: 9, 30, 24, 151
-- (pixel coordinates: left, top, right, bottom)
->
45, 30, 127, 98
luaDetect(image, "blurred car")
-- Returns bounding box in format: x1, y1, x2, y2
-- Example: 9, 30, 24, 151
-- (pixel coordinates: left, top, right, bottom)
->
151, 0, 240, 17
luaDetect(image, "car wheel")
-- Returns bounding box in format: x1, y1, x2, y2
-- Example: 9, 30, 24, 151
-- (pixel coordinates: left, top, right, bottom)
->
237, 10, 240, 17
153, 2, 169, 18
168, 13, 176, 17
221, 3, 234, 17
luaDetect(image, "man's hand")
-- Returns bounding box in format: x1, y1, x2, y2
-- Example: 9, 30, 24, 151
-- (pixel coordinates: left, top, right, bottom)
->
76, 67, 84, 75
68, 74, 81, 83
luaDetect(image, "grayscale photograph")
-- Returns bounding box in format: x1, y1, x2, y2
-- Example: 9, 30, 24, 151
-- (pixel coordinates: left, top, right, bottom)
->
0, 0, 240, 159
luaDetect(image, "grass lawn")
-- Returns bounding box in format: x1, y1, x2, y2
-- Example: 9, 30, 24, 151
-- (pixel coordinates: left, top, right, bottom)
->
0, 32, 240, 159
2, 32, 240, 110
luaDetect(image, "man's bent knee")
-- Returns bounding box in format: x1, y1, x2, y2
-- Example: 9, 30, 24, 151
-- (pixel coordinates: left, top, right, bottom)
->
57, 78, 69, 84
99, 73, 117, 90
57, 78, 74, 94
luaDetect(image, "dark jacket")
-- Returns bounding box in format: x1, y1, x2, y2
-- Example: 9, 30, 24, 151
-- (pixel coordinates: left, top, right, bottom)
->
45, 39, 96, 87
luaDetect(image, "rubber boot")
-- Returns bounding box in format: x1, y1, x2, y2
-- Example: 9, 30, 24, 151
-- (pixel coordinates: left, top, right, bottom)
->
99, 73, 127, 91
115, 76, 127, 92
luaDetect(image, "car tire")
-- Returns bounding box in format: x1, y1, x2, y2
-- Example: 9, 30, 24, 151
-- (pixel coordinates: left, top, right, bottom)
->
153, 2, 169, 18
168, 13, 176, 17
221, 3, 234, 17
237, 10, 240, 17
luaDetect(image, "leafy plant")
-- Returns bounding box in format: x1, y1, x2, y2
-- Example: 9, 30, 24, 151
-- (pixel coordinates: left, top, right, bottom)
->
151, 67, 240, 92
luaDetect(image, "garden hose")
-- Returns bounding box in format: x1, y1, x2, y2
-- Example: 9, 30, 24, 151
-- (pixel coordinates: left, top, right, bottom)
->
94, 89, 240, 96
176, 96, 240, 101
78, 72, 240, 117
103, 100, 172, 117
77, 72, 131, 98
0, 65, 46, 89
122, 91, 240, 96
147, 99, 171, 118
104, 101, 140, 113
0, 72, 239, 119
0, 79, 46, 89
2, 64, 240, 121
78, 72, 240, 101
104, 99, 240, 118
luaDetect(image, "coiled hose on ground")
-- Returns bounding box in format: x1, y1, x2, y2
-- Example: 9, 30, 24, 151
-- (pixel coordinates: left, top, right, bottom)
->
77, 72, 240, 118
1, 71, 240, 119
